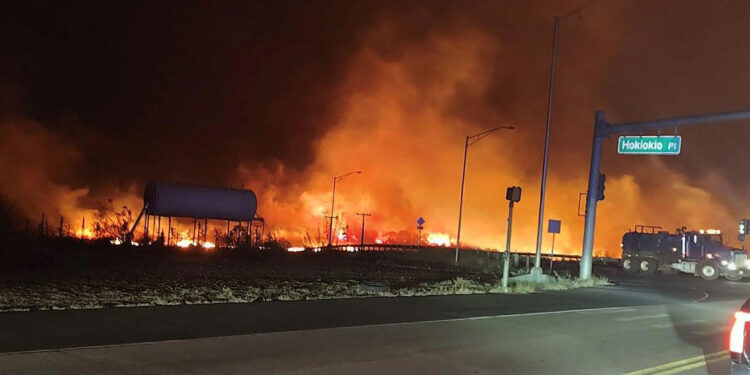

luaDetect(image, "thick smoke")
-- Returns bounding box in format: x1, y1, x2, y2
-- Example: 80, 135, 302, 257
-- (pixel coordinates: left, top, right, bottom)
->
2, 1, 750, 255
0, 119, 141, 234
238, 0, 750, 255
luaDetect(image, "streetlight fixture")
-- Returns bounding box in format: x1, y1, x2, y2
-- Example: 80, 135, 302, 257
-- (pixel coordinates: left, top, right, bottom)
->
328, 170, 362, 247
455, 125, 514, 264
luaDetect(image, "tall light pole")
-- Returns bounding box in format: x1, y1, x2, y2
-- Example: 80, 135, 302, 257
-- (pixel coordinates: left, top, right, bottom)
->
533, 0, 602, 277
328, 170, 362, 247
455, 125, 514, 264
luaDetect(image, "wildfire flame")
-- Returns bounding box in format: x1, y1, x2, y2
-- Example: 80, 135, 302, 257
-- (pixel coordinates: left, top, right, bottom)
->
427, 232, 452, 247
176, 239, 194, 248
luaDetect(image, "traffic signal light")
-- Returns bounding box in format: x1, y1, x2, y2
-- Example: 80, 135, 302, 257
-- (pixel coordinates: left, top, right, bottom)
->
506, 186, 521, 202
597, 172, 606, 201
740, 219, 749, 241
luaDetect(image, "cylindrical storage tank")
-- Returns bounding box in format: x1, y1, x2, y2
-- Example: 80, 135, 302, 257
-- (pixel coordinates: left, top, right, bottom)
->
143, 182, 257, 221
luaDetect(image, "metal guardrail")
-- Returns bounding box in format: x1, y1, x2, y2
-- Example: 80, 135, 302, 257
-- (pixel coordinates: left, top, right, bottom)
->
512, 251, 581, 262
321, 244, 619, 264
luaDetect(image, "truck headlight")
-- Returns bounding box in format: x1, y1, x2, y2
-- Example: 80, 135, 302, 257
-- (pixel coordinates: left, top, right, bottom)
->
722, 260, 729, 266
728, 262, 738, 270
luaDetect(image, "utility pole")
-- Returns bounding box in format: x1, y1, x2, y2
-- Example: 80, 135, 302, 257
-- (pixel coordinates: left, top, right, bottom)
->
579, 108, 750, 280
455, 125, 514, 264
356, 212, 371, 250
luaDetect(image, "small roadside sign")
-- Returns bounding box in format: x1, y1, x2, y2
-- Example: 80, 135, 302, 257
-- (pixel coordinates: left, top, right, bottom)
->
548, 219, 561, 234
416, 217, 425, 226
617, 135, 681, 155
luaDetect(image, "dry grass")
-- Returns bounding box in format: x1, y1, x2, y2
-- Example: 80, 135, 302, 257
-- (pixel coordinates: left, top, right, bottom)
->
510, 275, 611, 294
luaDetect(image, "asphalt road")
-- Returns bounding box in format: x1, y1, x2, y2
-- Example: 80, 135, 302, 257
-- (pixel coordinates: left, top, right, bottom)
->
1, 269, 749, 375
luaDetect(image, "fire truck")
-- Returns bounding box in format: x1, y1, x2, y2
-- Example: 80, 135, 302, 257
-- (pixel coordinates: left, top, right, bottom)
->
621, 225, 748, 281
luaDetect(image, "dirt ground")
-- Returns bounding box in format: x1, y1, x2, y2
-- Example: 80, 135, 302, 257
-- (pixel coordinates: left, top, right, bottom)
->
0, 241, 509, 311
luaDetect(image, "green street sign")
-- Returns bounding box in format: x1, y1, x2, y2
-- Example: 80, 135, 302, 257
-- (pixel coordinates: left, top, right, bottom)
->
617, 135, 681, 155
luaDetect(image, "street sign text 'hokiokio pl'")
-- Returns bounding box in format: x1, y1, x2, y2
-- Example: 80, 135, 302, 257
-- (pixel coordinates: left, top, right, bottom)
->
617, 135, 681, 155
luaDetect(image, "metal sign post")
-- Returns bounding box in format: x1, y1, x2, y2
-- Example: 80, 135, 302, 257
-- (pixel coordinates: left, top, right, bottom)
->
547, 219, 561, 273
417, 217, 425, 247
502, 187, 521, 292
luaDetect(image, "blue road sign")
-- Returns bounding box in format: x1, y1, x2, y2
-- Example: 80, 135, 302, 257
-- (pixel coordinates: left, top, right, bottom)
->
548, 219, 561, 234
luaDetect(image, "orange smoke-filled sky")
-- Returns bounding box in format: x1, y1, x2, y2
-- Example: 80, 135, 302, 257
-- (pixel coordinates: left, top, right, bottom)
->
2, 1, 750, 256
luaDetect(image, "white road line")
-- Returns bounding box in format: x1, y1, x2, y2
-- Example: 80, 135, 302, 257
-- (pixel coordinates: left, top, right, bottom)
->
689, 327, 728, 336
651, 319, 706, 329
577, 308, 637, 315
615, 314, 669, 322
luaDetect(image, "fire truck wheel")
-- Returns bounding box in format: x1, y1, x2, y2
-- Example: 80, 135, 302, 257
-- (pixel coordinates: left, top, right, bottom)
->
698, 261, 719, 280
638, 258, 657, 274
725, 270, 743, 281
622, 258, 638, 273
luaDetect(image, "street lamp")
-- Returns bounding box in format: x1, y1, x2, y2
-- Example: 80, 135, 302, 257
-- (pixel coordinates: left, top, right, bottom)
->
533, 0, 603, 277
328, 170, 362, 247
455, 125, 514, 264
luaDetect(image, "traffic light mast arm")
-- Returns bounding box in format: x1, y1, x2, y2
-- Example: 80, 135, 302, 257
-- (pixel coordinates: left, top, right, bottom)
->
597, 109, 750, 138
580, 108, 750, 281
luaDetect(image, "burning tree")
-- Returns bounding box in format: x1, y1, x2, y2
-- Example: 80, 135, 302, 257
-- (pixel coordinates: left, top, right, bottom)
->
92, 199, 133, 241
303, 217, 329, 248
